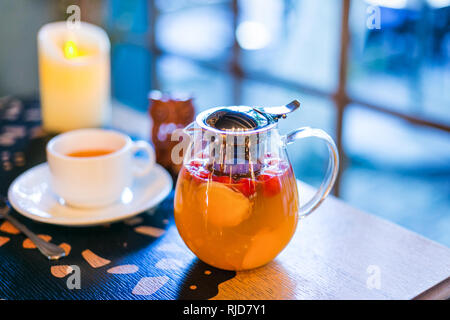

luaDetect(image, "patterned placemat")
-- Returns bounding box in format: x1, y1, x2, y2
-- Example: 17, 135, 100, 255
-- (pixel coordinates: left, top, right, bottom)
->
0, 97, 236, 300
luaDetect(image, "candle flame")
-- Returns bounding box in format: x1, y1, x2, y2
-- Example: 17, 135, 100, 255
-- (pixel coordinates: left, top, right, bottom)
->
63, 40, 78, 59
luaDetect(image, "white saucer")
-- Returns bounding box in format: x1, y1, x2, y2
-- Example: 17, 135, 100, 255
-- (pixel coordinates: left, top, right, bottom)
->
7, 163, 173, 227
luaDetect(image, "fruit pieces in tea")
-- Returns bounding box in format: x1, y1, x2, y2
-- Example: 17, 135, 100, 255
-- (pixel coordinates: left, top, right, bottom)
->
174, 158, 299, 270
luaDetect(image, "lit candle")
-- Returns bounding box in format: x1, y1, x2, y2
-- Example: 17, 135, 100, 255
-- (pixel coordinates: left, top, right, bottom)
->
38, 21, 110, 133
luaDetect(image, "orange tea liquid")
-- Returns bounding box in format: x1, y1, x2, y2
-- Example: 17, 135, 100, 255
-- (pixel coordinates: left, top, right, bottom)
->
174, 158, 299, 271
67, 149, 115, 157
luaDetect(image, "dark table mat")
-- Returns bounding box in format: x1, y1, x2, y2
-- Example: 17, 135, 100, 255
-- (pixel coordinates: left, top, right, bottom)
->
0, 97, 236, 300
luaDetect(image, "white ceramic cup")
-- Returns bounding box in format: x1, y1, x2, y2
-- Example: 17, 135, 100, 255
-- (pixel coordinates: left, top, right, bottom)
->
46, 128, 155, 208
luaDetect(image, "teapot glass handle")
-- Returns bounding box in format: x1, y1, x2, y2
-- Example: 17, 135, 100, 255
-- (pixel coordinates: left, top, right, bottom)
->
284, 127, 339, 218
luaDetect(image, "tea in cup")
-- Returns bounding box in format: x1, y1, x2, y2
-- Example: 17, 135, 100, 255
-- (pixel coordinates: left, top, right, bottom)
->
46, 128, 155, 208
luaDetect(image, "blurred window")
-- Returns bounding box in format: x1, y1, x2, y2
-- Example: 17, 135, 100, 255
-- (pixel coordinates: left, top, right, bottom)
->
104, 0, 450, 245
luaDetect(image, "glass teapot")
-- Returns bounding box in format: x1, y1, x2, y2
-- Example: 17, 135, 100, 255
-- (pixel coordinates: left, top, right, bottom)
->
174, 100, 339, 271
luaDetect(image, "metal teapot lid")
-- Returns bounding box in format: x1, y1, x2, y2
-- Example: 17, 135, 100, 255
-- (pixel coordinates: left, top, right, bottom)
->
197, 100, 300, 134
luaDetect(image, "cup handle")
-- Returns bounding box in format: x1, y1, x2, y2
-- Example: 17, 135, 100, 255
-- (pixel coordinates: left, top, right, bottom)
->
131, 140, 155, 177
284, 127, 339, 218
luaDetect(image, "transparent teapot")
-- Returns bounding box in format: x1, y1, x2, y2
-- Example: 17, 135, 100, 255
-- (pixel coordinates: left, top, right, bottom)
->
174, 101, 339, 271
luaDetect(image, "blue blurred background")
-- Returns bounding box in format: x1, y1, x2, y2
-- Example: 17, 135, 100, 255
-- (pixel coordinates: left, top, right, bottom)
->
0, 0, 449, 246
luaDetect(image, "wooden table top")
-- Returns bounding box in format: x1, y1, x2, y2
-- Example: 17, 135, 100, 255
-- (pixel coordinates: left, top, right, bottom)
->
113, 103, 450, 299
0, 99, 448, 300
113, 105, 450, 299
213, 182, 450, 299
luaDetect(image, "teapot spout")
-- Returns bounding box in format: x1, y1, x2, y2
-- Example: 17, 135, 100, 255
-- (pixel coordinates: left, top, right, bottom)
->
253, 100, 300, 121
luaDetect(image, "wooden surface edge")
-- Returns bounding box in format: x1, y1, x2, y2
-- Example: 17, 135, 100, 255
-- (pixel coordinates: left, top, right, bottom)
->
413, 277, 450, 300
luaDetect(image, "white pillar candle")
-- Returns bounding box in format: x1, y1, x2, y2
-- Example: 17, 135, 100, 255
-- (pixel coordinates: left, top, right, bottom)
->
38, 21, 111, 133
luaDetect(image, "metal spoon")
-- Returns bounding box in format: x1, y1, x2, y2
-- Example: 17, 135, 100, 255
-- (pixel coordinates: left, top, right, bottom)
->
253, 99, 301, 121
0, 198, 66, 260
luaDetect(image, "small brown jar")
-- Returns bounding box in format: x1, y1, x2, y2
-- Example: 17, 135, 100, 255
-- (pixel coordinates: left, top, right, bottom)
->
148, 91, 195, 180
